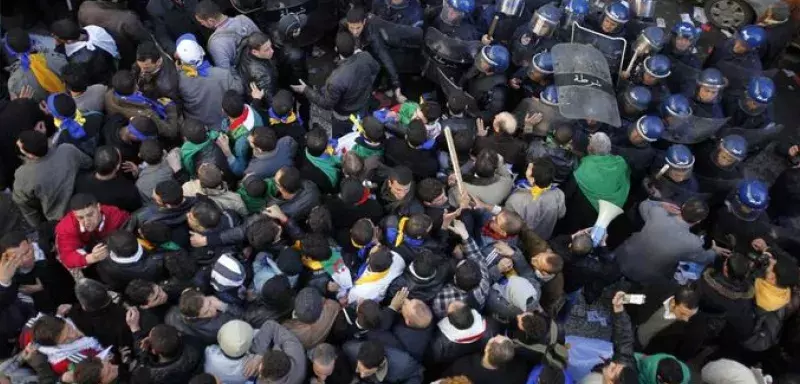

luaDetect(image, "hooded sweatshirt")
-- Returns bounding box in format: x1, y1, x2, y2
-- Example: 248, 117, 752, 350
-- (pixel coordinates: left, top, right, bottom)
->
635, 353, 690, 384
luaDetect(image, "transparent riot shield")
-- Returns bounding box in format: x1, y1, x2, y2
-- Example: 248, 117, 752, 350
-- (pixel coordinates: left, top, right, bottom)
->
661, 116, 729, 144
551, 43, 622, 127
435, 66, 481, 117
570, 22, 627, 76
743, 142, 788, 186
716, 61, 779, 93
422, 27, 476, 83
667, 60, 701, 95
720, 123, 785, 153
371, 17, 425, 73
513, 97, 568, 136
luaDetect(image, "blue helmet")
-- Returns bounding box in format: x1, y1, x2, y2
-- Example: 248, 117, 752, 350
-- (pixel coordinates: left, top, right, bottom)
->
565, 0, 590, 14
625, 86, 653, 111
635, 115, 664, 142
480, 45, 510, 72
665, 144, 695, 169
540, 85, 558, 105
604, 1, 630, 23
746, 76, 776, 104
531, 52, 554, 74
661, 94, 692, 118
447, 0, 475, 13
697, 68, 726, 89
536, 3, 563, 23
721, 134, 748, 160
643, 54, 671, 78
672, 21, 700, 41
641, 26, 666, 50
736, 25, 766, 49
737, 179, 769, 210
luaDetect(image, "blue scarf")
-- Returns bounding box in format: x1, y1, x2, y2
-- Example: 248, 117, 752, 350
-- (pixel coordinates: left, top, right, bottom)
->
268, 107, 303, 126
4, 41, 30, 71
47, 94, 86, 139
115, 91, 170, 120
356, 241, 376, 262
415, 138, 436, 150
126, 122, 157, 141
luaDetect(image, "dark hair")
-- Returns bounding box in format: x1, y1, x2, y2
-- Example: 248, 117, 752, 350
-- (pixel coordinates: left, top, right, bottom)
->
774, 254, 800, 288
155, 180, 184, 206
179, 289, 205, 317
136, 41, 161, 62
405, 214, 432, 239
181, 119, 208, 144
165, 250, 197, 280
351, 219, 375, 246
406, 120, 428, 147
94, 145, 120, 176
139, 139, 164, 165
499, 210, 524, 236
486, 337, 515, 367
276, 248, 303, 275
17, 130, 48, 157
417, 178, 444, 204
6, 28, 31, 54
51, 93, 76, 118
73, 357, 104, 384
570, 233, 593, 256
260, 274, 294, 307
725, 253, 750, 282
474, 149, 499, 178
243, 176, 267, 198
342, 154, 363, 177
448, 94, 468, 114
361, 116, 385, 142
389, 166, 413, 185
553, 123, 574, 145
368, 247, 392, 272
308, 206, 333, 235
194, 0, 222, 19
681, 197, 709, 223
277, 166, 302, 193
302, 233, 331, 261
0, 231, 28, 254
541, 252, 564, 274
129, 116, 158, 139
189, 373, 218, 384
453, 130, 475, 156
32, 315, 66, 346
655, 358, 684, 384
191, 199, 222, 229
520, 312, 548, 340
106, 230, 139, 259
455, 259, 481, 290
197, 163, 223, 188
448, 303, 474, 329
357, 340, 385, 369
531, 157, 555, 187
261, 350, 291, 380
271, 90, 294, 117
245, 32, 271, 51
356, 300, 383, 329
246, 217, 280, 251
150, 324, 181, 358
140, 221, 173, 245
305, 128, 329, 157
420, 101, 442, 122
111, 70, 137, 96
51, 19, 81, 40
125, 279, 157, 306
335, 32, 356, 58
251, 126, 277, 152
411, 249, 437, 278
346, 6, 367, 23
69, 193, 98, 211
673, 283, 700, 309
61, 63, 89, 92
222, 90, 245, 118
75, 279, 110, 312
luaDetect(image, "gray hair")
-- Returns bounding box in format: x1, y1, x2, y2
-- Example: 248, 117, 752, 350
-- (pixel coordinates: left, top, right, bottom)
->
75, 278, 111, 312
310, 343, 337, 365
587, 132, 612, 155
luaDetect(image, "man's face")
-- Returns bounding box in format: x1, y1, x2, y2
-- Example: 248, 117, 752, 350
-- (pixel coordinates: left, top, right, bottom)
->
602, 361, 624, 382
715, 145, 738, 167
628, 128, 646, 145
136, 58, 162, 75
528, 70, 544, 82
57, 322, 84, 344
195, 16, 215, 29
99, 360, 119, 384
251, 41, 274, 60
8, 240, 34, 270
74, 204, 102, 232
697, 86, 719, 103
531, 252, 553, 274
671, 302, 698, 322
674, 36, 692, 52
313, 360, 335, 380
347, 21, 366, 38
389, 179, 410, 199
187, 211, 204, 232
147, 285, 169, 308
744, 98, 762, 111
601, 18, 618, 33
430, 191, 447, 206
489, 213, 507, 235
643, 72, 658, 86
667, 168, 692, 183
200, 296, 219, 318
356, 361, 379, 378
733, 40, 748, 54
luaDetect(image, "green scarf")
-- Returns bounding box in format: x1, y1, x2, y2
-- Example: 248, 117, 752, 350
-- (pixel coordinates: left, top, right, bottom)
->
237, 184, 268, 214
180, 130, 220, 177
304, 150, 341, 186
398, 102, 419, 125
351, 142, 384, 159
635, 353, 690, 384
573, 155, 630, 211
160, 241, 181, 251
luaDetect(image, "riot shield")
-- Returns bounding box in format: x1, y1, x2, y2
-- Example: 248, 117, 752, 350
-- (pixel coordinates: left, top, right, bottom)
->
552, 43, 622, 127
371, 17, 425, 73
422, 27, 476, 83
666, 60, 701, 95
743, 142, 788, 185
435, 66, 481, 117
662, 116, 729, 144
716, 61, 779, 93
720, 123, 784, 153
513, 97, 568, 136
570, 22, 627, 76
650, 177, 713, 205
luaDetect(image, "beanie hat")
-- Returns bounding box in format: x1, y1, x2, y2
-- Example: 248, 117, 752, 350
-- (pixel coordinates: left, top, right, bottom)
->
261, 275, 294, 308
211, 254, 246, 292
276, 248, 303, 276
277, 13, 308, 38
294, 287, 323, 324
217, 320, 254, 358
175, 34, 205, 66
75, 279, 111, 312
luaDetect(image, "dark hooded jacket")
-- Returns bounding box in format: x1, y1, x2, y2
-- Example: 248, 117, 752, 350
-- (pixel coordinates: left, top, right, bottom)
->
235, 39, 278, 105
125, 197, 196, 249
697, 267, 756, 340
133, 337, 204, 383
165, 304, 243, 346
96, 253, 166, 292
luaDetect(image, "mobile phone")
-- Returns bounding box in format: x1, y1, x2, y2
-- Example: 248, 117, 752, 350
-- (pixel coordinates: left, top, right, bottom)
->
622, 294, 646, 305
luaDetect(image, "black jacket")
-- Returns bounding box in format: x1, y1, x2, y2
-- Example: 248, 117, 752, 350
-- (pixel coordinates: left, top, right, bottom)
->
133, 53, 181, 103
387, 262, 451, 304
96, 253, 166, 292
134, 337, 204, 383
236, 45, 278, 105
125, 197, 196, 249
68, 303, 134, 355
73, 172, 143, 213
343, 341, 424, 384
61, 41, 116, 86
384, 137, 439, 180
146, 0, 207, 54
102, 114, 142, 163
165, 305, 243, 346
303, 51, 380, 116
697, 267, 756, 340
191, 210, 242, 266
54, 112, 103, 157
325, 195, 385, 246
0, 282, 35, 358
342, 19, 401, 89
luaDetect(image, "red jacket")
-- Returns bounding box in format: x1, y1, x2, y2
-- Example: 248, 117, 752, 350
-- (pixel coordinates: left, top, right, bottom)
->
55, 205, 130, 269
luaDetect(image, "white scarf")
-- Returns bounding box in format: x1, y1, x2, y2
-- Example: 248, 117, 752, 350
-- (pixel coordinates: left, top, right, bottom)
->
437, 309, 487, 343
109, 244, 143, 264
347, 252, 406, 304
65, 26, 120, 58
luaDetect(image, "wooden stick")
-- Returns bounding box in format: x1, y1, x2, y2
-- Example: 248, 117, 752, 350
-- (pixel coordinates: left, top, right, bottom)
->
444, 127, 465, 199
487, 15, 500, 39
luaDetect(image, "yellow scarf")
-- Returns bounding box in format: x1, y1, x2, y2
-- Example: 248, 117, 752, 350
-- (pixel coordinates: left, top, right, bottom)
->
301, 256, 323, 271
137, 238, 155, 252
394, 217, 409, 247
269, 110, 298, 125
355, 268, 390, 285
754, 278, 791, 311
351, 239, 365, 249
53, 108, 86, 130
530, 184, 552, 200
179, 64, 200, 78
30, 53, 65, 93
349, 114, 364, 134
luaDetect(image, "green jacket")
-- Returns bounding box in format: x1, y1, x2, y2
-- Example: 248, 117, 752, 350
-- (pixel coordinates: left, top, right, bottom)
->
635, 353, 690, 384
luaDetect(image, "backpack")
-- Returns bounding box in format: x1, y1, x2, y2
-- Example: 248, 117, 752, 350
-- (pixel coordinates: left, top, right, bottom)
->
741, 306, 787, 352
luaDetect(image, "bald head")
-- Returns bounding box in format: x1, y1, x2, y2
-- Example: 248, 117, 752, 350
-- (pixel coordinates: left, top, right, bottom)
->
493, 112, 517, 135
401, 299, 432, 329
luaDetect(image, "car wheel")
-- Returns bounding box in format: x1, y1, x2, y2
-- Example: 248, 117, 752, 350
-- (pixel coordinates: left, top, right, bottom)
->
704, 0, 754, 29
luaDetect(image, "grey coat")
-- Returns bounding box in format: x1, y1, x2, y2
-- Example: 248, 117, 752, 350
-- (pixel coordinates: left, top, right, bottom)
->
250, 320, 307, 384
207, 15, 260, 69
505, 187, 566, 240
178, 67, 243, 128
136, 161, 174, 204
6, 50, 68, 101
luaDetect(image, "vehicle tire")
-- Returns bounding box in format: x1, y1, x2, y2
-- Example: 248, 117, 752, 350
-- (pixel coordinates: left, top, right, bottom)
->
704, 0, 755, 30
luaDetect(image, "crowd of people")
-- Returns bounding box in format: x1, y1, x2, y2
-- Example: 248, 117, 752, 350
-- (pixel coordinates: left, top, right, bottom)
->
1, 0, 800, 383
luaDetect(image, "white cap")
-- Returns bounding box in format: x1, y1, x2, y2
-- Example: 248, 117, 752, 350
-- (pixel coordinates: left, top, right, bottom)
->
175, 33, 205, 66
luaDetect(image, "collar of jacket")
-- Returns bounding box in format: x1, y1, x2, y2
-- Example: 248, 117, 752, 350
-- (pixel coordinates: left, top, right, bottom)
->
702, 268, 755, 300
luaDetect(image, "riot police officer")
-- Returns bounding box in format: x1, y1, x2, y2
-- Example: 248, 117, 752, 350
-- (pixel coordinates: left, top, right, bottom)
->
509, 3, 561, 67
540, 83, 558, 105
687, 68, 725, 119
372, 0, 424, 27
725, 75, 775, 131
510, 51, 553, 99
557, 0, 590, 41
612, 115, 663, 183
710, 179, 773, 254
629, 54, 671, 112
479, 0, 526, 45
434, 0, 481, 40
664, 22, 702, 68
618, 85, 652, 124
461, 44, 510, 121
646, 143, 701, 205
589, 1, 630, 37
705, 24, 765, 72
694, 134, 748, 205
658, 93, 693, 148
